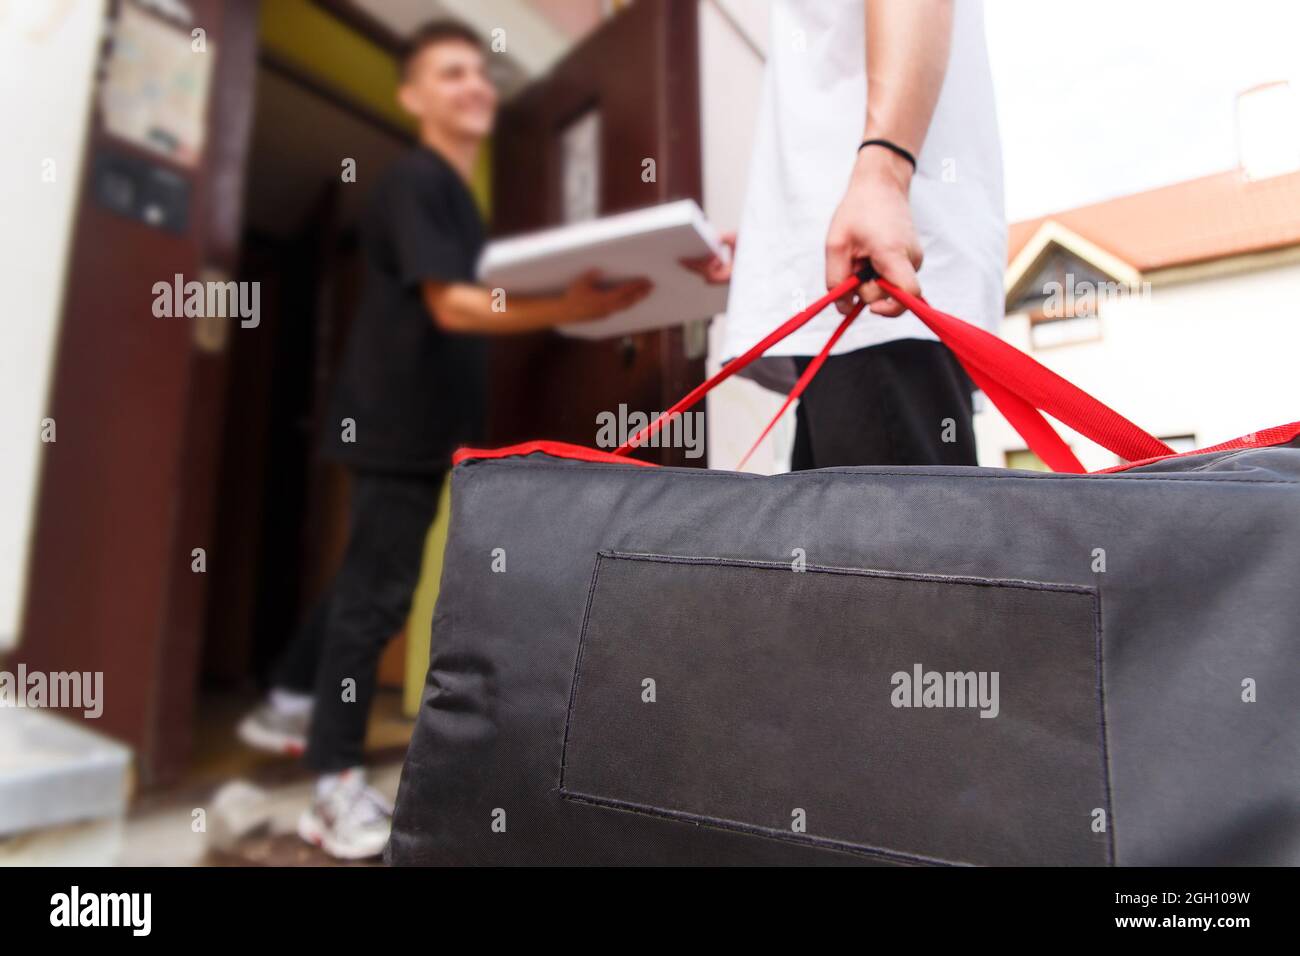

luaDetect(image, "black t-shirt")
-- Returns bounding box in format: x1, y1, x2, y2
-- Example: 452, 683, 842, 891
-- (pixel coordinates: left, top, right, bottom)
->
325, 146, 487, 474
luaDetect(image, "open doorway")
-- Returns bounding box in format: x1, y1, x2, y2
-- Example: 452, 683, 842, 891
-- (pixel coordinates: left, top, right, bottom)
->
195, 52, 413, 775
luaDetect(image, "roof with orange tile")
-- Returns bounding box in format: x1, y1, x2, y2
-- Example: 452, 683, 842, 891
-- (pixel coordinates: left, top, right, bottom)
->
1008, 168, 1300, 271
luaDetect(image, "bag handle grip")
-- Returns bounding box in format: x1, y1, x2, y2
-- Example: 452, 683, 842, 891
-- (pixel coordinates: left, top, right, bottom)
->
614, 263, 1172, 471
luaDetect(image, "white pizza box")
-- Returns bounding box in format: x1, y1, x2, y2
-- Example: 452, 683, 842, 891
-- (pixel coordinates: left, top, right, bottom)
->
477, 199, 730, 340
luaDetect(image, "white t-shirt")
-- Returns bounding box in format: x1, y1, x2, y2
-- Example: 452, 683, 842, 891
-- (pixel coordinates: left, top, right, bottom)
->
721, 0, 1006, 361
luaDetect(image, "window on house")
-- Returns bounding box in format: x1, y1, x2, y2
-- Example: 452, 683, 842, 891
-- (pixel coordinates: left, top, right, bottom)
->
1005, 448, 1053, 472
1028, 307, 1102, 349
1008, 247, 1109, 350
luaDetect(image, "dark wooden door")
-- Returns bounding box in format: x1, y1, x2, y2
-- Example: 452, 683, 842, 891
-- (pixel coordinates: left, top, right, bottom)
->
488, 0, 706, 466
202, 185, 349, 688
15, 0, 261, 783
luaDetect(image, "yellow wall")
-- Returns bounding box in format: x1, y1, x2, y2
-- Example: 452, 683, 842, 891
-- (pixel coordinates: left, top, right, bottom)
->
258, 0, 490, 714
401, 477, 452, 715
258, 0, 492, 213
259, 0, 412, 130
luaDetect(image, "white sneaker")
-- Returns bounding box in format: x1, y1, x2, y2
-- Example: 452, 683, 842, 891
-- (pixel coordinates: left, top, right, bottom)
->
237, 691, 311, 756
297, 769, 393, 860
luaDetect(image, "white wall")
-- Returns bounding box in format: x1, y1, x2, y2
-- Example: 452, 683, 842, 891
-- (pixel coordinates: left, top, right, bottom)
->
699, 0, 795, 473
975, 259, 1300, 470
0, 2, 106, 648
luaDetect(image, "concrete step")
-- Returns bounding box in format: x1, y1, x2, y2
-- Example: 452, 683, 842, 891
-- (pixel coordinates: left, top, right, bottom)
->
0, 709, 132, 846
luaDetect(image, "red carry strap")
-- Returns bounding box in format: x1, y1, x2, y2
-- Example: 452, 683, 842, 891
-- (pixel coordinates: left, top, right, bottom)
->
874, 277, 1173, 466
612, 276, 862, 455
737, 281, 1092, 472
736, 301, 865, 470
733, 278, 1097, 473
619, 262, 1173, 472
964, 363, 1086, 472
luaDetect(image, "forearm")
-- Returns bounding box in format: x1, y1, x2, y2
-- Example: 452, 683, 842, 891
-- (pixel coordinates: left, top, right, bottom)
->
860, 0, 953, 185
824, 1, 951, 310
423, 282, 569, 335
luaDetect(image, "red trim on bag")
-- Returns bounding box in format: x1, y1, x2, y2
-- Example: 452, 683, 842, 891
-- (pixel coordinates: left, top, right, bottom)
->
453, 424, 1299, 473
454, 271, 1296, 475
1095, 421, 1300, 473
453, 440, 658, 467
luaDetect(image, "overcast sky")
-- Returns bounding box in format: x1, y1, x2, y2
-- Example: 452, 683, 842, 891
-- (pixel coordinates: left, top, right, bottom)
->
985, 0, 1300, 221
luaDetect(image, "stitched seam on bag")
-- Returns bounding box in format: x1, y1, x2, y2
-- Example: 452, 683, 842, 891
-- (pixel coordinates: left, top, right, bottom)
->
609, 551, 1114, 864
557, 551, 606, 794
463, 459, 1300, 485
557, 551, 974, 865
558, 790, 967, 866
561, 550, 1111, 866
604, 550, 1098, 595
1093, 587, 1117, 866
1186, 446, 1276, 472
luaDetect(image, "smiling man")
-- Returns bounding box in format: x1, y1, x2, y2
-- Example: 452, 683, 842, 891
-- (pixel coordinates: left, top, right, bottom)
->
237, 19, 650, 860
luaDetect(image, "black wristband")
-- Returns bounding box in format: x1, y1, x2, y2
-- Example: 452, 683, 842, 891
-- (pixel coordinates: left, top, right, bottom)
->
858, 138, 917, 171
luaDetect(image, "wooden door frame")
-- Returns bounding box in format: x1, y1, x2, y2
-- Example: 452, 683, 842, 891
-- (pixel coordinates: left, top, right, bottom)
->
487, 0, 707, 466
16, 0, 262, 784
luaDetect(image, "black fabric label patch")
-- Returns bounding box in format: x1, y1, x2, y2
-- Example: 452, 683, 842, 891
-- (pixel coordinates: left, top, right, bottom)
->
560, 551, 1112, 865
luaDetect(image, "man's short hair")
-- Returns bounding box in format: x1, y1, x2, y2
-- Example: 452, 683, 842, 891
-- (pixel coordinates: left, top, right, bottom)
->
401, 19, 485, 78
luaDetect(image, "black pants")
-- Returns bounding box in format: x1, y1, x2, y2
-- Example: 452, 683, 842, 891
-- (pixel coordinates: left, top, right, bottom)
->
272, 470, 443, 772
790, 339, 976, 470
